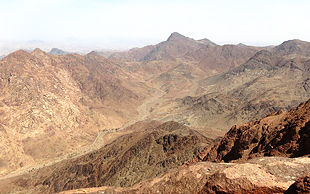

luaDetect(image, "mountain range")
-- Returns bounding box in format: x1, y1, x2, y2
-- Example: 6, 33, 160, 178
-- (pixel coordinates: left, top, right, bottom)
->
0, 32, 310, 193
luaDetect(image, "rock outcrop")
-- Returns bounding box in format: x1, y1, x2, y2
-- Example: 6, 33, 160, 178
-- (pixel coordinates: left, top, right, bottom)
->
56, 157, 310, 194
201, 99, 310, 162
285, 176, 310, 194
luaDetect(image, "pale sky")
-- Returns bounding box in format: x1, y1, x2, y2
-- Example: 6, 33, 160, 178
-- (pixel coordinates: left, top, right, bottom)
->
0, 0, 309, 52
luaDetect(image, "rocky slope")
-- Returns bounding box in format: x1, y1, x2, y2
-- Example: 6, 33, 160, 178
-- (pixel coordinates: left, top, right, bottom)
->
200, 99, 310, 163
285, 176, 310, 194
170, 40, 310, 130
0, 121, 212, 194
0, 49, 151, 176
112, 33, 263, 130
56, 157, 310, 194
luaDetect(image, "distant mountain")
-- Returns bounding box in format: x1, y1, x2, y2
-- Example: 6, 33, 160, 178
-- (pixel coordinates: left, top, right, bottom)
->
94, 49, 124, 58
167, 40, 310, 131
109, 44, 156, 61
273, 39, 310, 57
142, 32, 204, 61
49, 48, 70, 55
0, 55, 6, 60
109, 32, 261, 75
107, 32, 262, 105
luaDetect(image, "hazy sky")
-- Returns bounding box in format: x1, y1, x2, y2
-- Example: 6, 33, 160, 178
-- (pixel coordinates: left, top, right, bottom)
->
0, 0, 309, 50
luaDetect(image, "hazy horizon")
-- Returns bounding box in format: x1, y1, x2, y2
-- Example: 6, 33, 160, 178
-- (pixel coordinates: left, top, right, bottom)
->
0, 0, 309, 55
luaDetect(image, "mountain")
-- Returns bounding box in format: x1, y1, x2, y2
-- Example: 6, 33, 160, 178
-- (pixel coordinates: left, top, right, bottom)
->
49, 48, 70, 55
273, 39, 310, 57
0, 121, 212, 194
0, 48, 151, 176
165, 40, 310, 131
105, 33, 263, 131
142, 32, 205, 61
109, 32, 261, 75
199, 99, 310, 162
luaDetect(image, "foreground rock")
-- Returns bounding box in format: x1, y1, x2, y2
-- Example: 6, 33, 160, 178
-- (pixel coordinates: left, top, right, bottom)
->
285, 176, 310, 194
57, 157, 310, 194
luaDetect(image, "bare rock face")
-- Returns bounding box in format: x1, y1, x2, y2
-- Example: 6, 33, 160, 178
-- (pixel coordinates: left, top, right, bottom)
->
202, 99, 310, 162
0, 121, 212, 194
273, 39, 310, 57
56, 157, 310, 194
285, 176, 310, 194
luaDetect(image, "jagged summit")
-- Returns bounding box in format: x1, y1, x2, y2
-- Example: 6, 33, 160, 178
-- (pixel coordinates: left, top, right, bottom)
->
273, 39, 310, 56
32, 48, 47, 55
167, 32, 188, 41
4, 49, 32, 61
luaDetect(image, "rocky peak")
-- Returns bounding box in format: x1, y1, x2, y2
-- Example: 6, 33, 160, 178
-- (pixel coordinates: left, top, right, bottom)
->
6, 49, 31, 58
273, 39, 310, 57
31, 48, 48, 57
167, 32, 188, 42
3, 49, 34, 63
32, 48, 45, 54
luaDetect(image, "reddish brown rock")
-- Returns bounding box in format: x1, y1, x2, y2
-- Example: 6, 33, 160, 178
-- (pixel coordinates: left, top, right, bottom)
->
201, 99, 310, 162
285, 176, 310, 194
56, 157, 310, 194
